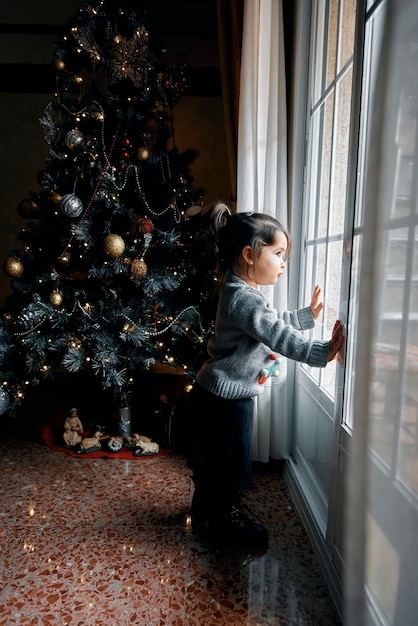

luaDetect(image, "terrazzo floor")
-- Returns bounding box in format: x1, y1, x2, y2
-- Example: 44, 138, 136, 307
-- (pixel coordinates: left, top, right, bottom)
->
0, 436, 342, 625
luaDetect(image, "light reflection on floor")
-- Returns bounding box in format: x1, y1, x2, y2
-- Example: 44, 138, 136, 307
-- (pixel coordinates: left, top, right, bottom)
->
0, 438, 341, 625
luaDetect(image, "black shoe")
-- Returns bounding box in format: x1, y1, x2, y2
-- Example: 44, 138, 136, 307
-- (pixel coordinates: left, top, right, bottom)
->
190, 488, 211, 534
208, 503, 269, 550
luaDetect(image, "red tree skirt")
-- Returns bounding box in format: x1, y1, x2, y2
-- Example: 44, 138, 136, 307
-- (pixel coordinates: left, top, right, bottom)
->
41, 426, 171, 460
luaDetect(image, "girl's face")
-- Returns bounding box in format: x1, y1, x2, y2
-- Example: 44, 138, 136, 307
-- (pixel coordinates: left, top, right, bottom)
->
240, 232, 288, 287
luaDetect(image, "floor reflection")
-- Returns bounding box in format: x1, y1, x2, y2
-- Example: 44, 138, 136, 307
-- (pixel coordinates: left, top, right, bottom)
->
0, 437, 341, 625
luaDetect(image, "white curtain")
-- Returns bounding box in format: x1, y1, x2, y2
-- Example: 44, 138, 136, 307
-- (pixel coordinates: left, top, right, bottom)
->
345, 0, 418, 623
237, 0, 289, 461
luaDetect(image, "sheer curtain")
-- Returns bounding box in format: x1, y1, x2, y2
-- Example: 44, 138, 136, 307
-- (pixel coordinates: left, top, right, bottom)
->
345, 0, 418, 623
236, 0, 289, 461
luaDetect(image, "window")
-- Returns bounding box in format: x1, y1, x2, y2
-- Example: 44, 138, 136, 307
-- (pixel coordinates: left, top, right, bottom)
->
364, 12, 418, 498
291, 1, 418, 620
302, 0, 356, 398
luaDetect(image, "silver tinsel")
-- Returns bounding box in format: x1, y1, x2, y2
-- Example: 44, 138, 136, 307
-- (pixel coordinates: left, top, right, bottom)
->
39, 102, 59, 146
0, 389, 10, 415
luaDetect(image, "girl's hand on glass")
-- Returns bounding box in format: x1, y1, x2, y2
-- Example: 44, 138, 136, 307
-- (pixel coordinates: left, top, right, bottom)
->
328, 320, 344, 362
310, 284, 324, 320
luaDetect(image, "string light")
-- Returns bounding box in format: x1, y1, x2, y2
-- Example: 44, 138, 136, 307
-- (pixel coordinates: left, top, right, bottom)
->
2, 3, 212, 412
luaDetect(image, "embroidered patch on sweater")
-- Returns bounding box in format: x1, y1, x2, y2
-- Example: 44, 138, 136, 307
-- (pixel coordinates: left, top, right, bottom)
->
258, 353, 282, 384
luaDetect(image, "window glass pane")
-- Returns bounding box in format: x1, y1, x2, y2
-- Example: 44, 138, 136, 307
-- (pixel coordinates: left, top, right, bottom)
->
304, 244, 323, 384
398, 346, 418, 496
338, 0, 356, 70
307, 111, 321, 241
326, 0, 339, 88
344, 1, 386, 432
304, 240, 342, 395
370, 224, 408, 470
394, 154, 414, 219
369, 223, 418, 484
396, 223, 418, 494
369, 367, 396, 469
322, 239, 343, 394
318, 93, 335, 238
374, 224, 406, 476
382, 227, 408, 326
325, 240, 343, 329
313, 1, 327, 104
302, 0, 356, 402
344, 233, 363, 429
354, 69, 370, 229
413, 231, 418, 277
392, 88, 416, 219
312, 243, 327, 342
330, 67, 353, 236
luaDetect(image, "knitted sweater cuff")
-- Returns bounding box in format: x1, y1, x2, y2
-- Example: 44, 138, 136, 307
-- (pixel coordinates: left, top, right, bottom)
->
308, 341, 330, 367
297, 306, 315, 329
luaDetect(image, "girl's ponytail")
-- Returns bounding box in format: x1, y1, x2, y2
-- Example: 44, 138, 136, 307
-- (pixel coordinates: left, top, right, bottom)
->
200, 202, 231, 279
203, 201, 231, 243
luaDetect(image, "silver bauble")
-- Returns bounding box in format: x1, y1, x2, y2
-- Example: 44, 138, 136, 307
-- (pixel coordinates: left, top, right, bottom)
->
60, 194, 83, 218
65, 129, 84, 150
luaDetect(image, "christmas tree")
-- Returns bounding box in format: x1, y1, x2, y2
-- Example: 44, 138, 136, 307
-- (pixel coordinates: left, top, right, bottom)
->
0, 0, 216, 417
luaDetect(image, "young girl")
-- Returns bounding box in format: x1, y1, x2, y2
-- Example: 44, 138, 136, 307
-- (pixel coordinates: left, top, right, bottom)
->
188, 202, 344, 550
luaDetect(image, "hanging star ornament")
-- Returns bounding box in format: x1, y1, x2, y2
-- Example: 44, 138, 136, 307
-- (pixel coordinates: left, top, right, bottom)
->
112, 26, 155, 88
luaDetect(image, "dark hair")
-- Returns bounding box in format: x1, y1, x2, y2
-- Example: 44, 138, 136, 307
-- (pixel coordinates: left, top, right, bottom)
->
202, 202, 291, 279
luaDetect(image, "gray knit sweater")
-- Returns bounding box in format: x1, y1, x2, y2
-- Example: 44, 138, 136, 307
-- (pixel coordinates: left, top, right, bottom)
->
196, 273, 330, 399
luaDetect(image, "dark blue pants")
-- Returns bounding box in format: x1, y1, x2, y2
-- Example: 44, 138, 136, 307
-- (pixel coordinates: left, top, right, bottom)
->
188, 384, 254, 493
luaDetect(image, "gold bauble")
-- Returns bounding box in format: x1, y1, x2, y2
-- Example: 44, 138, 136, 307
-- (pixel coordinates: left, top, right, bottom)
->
103, 234, 125, 258
50, 290, 63, 306
4, 257, 24, 278
50, 191, 62, 205
131, 258, 148, 280
53, 57, 65, 71
17, 199, 39, 218
137, 146, 151, 161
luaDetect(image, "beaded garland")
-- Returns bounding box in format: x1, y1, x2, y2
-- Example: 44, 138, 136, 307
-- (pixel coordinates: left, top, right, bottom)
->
53, 105, 179, 279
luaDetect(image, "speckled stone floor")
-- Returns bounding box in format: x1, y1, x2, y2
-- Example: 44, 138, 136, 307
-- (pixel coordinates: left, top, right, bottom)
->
0, 437, 341, 625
